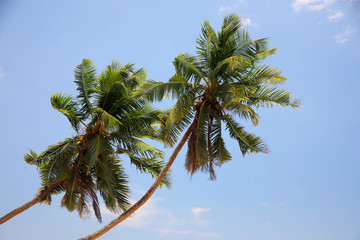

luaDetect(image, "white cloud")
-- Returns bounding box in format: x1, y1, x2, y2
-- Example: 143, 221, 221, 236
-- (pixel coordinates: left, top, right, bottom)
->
242, 18, 254, 27
197, 232, 219, 238
98, 197, 167, 228
218, 5, 238, 13
192, 207, 211, 216
97, 198, 217, 237
122, 198, 166, 228
328, 10, 344, 22
292, 0, 334, 12
192, 207, 211, 224
153, 228, 191, 236
334, 26, 353, 43
0, 66, 7, 78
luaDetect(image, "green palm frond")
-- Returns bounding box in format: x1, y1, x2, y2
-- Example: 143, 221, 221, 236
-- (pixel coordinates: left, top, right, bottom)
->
254, 48, 277, 60
126, 67, 147, 89
241, 65, 287, 86
223, 114, 268, 155
96, 80, 128, 113
96, 155, 130, 213
248, 86, 300, 108
222, 96, 260, 126
25, 137, 77, 166
116, 137, 164, 160
93, 107, 123, 132
37, 183, 65, 205
218, 13, 242, 48
129, 155, 171, 188
210, 115, 231, 167
136, 79, 187, 102
24, 150, 38, 165
85, 135, 113, 174
174, 53, 206, 84
74, 59, 97, 115
235, 29, 270, 58
159, 106, 194, 147
51, 92, 82, 131
196, 19, 217, 66
212, 55, 250, 79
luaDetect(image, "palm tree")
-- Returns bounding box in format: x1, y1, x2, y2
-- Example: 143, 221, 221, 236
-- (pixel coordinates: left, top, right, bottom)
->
79, 14, 299, 239
0, 59, 170, 225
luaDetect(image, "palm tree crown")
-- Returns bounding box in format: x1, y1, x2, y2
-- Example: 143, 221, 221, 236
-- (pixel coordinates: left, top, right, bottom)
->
140, 14, 299, 179
25, 59, 170, 222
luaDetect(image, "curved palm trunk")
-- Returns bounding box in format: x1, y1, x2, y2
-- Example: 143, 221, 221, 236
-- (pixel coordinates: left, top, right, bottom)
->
78, 122, 195, 240
0, 179, 64, 225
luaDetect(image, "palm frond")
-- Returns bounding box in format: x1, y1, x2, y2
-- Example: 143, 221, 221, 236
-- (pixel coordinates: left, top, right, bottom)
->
74, 59, 97, 115
212, 55, 250, 80
116, 137, 164, 160
51, 92, 82, 131
248, 86, 300, 108
93, 107, 123, 132
159, 106, 194, 147
240, 65, 287, 86
136, 79, 186, 102
129, 155, 171, 188
174, 53, 206, 84
25, 137, 77, 166
96, 155, 130, 213
210, 115, 231, 167
235, 29, 270, 59
84, 135, 113, 174
196, 19, 216, 66
222, 96, 260, 126
223, 114, 268, 155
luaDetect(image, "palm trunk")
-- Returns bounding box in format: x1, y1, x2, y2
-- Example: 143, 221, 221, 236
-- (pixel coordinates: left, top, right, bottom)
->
0, 179, 64, 225
78, 122, 195, 240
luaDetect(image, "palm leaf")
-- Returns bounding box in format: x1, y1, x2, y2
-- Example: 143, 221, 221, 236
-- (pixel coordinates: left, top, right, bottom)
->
96, 155, 130, 213
51, 92, 82, 131
74, 59, 97, 115
248, 86, 300, 108
174, 53, 206, 84
129, 155, 171, 188
85, 135, 113, 174
223, 114, 268, 155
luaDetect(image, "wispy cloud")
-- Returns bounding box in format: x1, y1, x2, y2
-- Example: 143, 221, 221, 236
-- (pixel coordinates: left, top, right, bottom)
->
242, 18, 254, 27
0, 66, 7, 78
292, 0, 335, 12
98, 198, 217, 237
328, 10, 344, 21
334, 26, 353, 43
192, 207, 211, 224
153, 228, 191, 236
197, 232, 219, 238
98, 197, 167, 228
218, 5, 238, 13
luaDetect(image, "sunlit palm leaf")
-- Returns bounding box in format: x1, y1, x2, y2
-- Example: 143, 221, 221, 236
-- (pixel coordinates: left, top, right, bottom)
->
223, 114, 268, 155
51, 92, 82, 131
74, 59, 97, 115
129, 155, 171, 188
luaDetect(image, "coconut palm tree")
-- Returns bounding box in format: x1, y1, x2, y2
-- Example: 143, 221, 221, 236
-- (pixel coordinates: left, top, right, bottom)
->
0, 59, 170, 225
79, 14, 299, 239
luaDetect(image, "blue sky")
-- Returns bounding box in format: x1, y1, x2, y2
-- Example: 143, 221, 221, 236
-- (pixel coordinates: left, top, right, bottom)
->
0, 0, 359, 239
